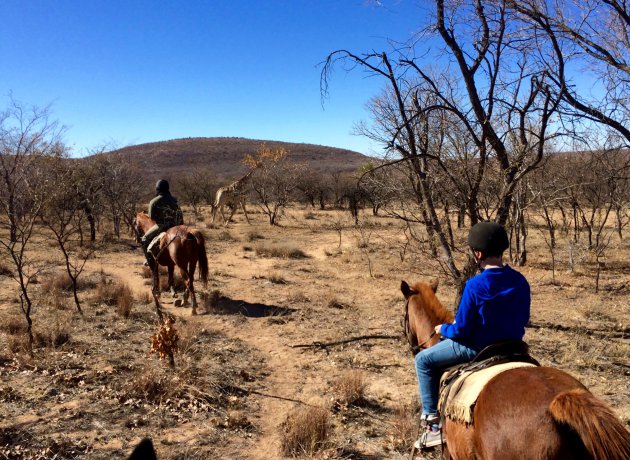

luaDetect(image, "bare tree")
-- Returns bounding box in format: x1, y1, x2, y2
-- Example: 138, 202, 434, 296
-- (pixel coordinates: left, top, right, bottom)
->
40, 157, 95, 314
75, 155, 106, 244
323, 0, 559, 301
246, 146, 306, 226
510, 0, 630, 147
175, 169, 216, 219
96, 154, 143, 238
0, 100, 64, 355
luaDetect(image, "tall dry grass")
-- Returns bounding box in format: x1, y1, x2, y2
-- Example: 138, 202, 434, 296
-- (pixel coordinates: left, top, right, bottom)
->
332, 371, 368, 406
280, 406, 332, 457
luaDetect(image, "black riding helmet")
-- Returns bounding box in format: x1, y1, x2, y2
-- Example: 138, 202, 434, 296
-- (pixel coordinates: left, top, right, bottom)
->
468, 222, 509, 258
155, 179, 170, 194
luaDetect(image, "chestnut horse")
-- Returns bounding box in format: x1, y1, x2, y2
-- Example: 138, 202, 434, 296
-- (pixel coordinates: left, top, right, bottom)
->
135, 212, 208, 315
401, 279, 630, 460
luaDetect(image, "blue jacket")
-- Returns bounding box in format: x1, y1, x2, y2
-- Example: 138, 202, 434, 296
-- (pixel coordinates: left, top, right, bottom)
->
440, 266, 530, 351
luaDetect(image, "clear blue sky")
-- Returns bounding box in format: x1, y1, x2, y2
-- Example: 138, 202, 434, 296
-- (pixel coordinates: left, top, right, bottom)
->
1, 1, 424, 157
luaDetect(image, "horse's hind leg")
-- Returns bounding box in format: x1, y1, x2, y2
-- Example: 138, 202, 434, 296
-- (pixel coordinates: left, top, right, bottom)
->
188, 260, 198, 316
178, 267, 190, 306
167, 265, 176, 297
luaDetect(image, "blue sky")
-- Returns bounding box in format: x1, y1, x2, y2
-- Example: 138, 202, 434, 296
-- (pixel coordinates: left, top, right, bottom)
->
1, 1, 424, 157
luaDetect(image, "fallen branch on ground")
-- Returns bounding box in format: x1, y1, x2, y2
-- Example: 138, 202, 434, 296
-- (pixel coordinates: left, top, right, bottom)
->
290, 334, 399, 350
527, 321, 629, 339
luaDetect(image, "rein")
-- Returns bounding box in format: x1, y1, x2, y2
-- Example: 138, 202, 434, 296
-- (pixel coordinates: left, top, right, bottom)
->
403, 297, 437, 355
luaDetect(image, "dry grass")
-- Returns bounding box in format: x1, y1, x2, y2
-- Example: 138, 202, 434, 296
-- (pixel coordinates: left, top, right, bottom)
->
41, 272, 96, 292
34, 324, 71, 349
1, 315, 26, 335
115, 283, 134, 318
7, 334, 29, 354
0, 262, 12, 277
125, 364, 180, 404
287, 290, 309, 303
137, 291, 152, 305
141, 265, 168, 279
48, 288, 69, 310
331, 371, 368, 407
267, 273, 287, 284
389, 401, 419, 453
246, 231, 265, 242
202, 290, 222, 313
255, 243, 308, 259
325, 293, 346, 309
280, 406, 332, 457
216, 230, 235, 241
95, 279, 134, 313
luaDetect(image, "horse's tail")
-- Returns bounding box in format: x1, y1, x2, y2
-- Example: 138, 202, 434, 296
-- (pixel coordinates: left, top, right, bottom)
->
191, 229, 208, 288
549, 388, 630, 460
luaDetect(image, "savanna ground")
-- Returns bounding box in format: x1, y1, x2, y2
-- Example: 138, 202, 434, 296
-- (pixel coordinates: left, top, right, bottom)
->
0, 206, 628, 459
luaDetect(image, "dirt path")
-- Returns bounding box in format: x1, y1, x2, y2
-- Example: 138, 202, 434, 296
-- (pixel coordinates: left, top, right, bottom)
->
105, 232, 348, 458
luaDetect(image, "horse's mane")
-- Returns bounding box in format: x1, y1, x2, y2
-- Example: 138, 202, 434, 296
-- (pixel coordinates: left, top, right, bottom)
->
411, 281, 454, 325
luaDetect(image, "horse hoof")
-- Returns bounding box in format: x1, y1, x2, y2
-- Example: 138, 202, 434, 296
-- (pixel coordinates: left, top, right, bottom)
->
174, 299, 183, 307
191, 309, 197, 316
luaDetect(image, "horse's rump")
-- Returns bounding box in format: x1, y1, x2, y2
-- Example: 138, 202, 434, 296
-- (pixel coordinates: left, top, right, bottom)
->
467, 366, 630, 460
189, 228, 208, 286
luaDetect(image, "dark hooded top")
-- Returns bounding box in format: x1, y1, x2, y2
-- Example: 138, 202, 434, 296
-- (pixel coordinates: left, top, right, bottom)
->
148, 192, 184, 228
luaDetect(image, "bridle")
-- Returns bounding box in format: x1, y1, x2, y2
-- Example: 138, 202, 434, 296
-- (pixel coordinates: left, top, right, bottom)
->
402, 297, 436, 355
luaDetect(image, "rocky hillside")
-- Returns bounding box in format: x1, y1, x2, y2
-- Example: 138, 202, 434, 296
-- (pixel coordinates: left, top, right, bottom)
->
102, 137, 371, 179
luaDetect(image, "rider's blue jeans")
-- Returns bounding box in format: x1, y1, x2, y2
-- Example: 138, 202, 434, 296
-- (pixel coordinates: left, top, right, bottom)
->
414, 338, 478, 416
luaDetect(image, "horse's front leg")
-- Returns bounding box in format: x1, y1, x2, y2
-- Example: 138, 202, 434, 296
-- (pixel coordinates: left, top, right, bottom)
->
152, 264, 160, 299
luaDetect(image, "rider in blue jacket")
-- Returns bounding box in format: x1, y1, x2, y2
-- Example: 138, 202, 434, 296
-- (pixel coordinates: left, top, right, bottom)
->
414, 222, 530, 449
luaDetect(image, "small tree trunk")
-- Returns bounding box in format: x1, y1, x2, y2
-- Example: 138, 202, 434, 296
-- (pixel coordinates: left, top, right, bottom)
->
443, 200, 455, 249
454, 258, 478, 312
457, 203, 466, 228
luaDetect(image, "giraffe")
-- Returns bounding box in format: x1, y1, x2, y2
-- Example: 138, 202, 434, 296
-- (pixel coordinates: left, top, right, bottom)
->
211, 168, 257, 225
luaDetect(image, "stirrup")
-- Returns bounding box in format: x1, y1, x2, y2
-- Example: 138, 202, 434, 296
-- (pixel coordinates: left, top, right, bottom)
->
414, 429, 444, 449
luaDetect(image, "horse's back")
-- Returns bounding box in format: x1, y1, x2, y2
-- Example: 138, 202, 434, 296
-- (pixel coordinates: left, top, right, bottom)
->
448, 366, 589, 459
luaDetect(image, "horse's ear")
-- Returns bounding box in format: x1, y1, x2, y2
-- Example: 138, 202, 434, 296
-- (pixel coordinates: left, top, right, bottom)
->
430, 279, 439, 292
401, 280, 416, 299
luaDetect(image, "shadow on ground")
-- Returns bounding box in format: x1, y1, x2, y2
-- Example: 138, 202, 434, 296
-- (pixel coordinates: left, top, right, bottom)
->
212, 296, 296, 318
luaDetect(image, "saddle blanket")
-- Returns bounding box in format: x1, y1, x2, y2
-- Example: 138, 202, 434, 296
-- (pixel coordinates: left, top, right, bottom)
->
439, 362, 536, 425
147, 232, 166, 253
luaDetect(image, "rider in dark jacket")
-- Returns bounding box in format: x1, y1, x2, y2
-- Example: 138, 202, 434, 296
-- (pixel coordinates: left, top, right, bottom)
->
142, 179, 184, 266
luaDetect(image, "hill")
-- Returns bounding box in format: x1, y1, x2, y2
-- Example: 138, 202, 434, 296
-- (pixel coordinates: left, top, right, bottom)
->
103, 137, 371, 180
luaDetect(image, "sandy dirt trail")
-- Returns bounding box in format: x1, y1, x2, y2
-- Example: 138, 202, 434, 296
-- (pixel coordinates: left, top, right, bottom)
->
100, 232, 363, 459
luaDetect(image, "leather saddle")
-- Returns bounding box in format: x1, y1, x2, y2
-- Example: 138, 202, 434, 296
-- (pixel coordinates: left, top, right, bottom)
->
438, 341, 540, 423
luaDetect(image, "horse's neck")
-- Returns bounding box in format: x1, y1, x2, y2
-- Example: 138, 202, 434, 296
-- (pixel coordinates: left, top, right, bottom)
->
139, 215, 156, 231
413, 293, 453, 340
415, 309, 439, 340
